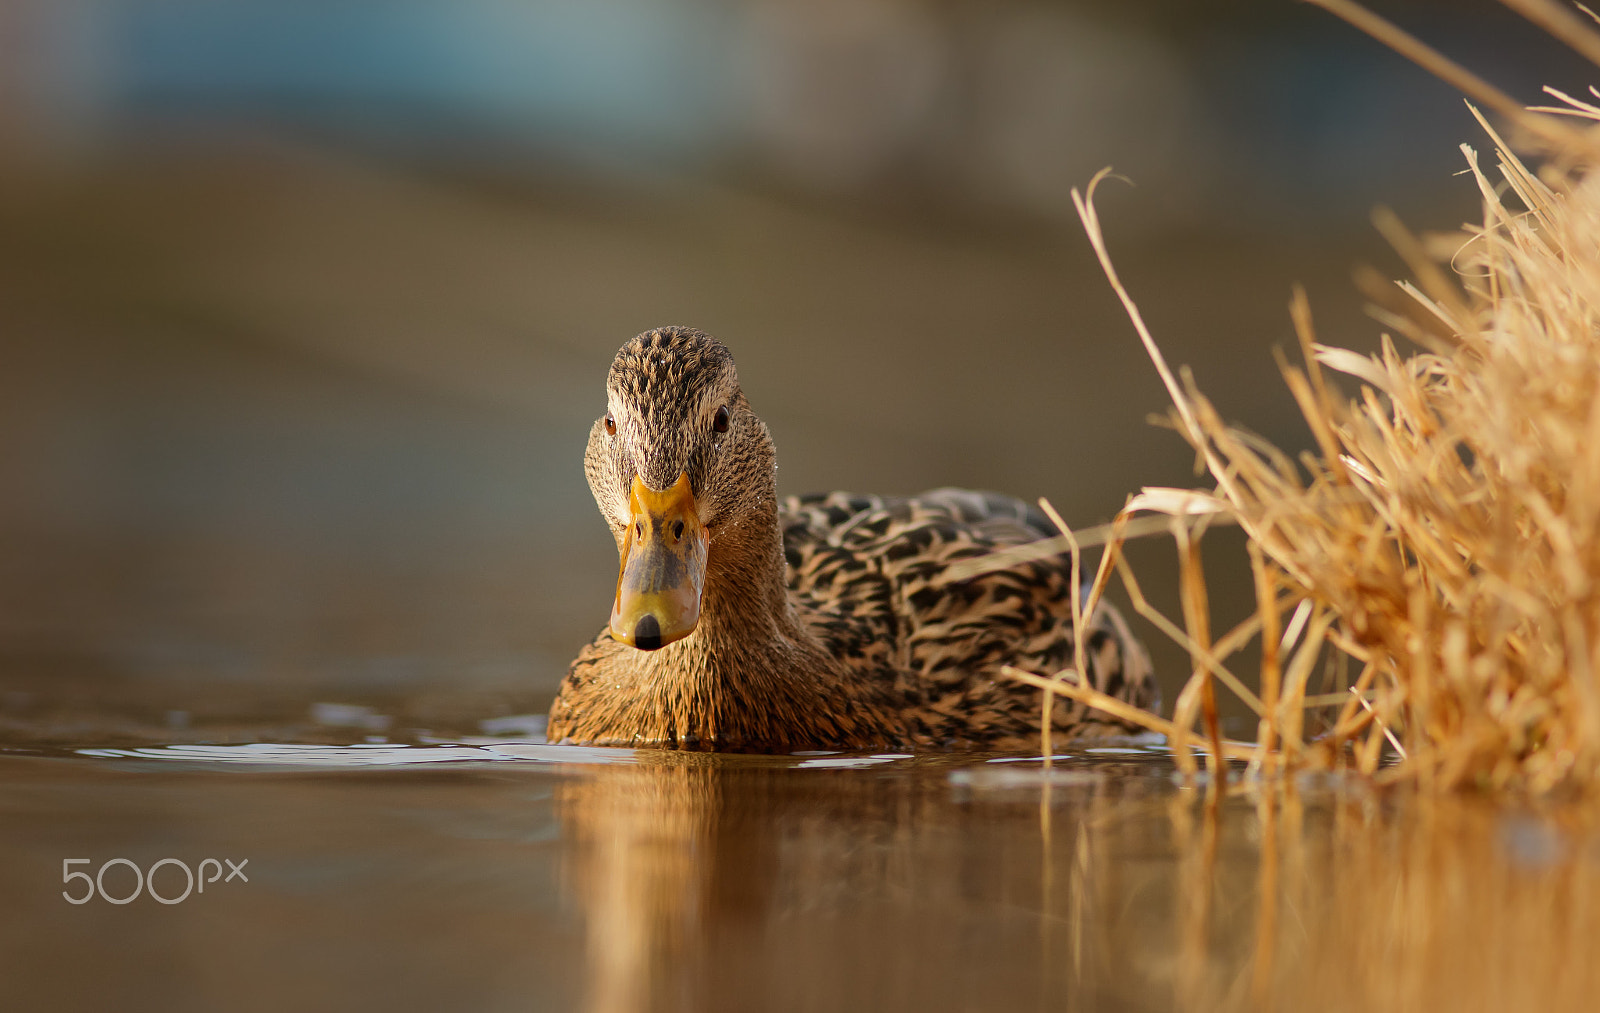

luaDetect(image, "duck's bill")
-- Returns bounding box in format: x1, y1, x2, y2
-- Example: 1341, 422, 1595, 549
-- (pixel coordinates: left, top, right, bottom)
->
610, 472, 709, 651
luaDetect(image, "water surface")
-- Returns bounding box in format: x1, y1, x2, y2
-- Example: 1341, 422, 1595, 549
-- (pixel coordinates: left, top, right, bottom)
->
3, 735, 1595, 1012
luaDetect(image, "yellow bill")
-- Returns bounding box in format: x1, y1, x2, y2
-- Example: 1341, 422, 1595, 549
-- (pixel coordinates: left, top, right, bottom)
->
610, 472, 708, 650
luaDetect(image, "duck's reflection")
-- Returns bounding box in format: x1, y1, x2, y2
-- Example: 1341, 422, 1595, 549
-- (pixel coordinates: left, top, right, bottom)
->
556, 754, 723, 1013
554, 755, 1173, 1013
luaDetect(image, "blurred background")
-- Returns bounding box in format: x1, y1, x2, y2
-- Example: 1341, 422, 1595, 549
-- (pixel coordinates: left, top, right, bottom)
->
0, 0, 1592, 741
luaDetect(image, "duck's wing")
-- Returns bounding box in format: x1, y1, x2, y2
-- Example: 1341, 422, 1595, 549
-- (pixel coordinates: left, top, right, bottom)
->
780, 488, 1043, 554
780, 489, 1158, 747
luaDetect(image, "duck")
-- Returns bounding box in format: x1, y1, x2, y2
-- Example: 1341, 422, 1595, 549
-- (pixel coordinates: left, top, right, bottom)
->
546, 326, 1157, 752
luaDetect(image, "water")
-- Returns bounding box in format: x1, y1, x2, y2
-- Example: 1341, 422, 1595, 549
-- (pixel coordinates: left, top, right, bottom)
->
3, 734, 1596, 1013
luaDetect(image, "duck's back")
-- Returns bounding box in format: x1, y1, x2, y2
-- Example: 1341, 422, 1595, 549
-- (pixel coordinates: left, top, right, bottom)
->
780, 488, 1157, 748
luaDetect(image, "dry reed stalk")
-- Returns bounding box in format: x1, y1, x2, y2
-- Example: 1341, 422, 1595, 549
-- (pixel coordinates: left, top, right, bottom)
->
998, 666, 1258, 763
1004, 0, 1600, 794
1035, 497, 1085, 769
1174, 516, 1226, 783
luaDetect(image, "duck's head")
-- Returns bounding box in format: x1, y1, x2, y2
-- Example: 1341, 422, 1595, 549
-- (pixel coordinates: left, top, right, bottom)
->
585, 326, 775, 651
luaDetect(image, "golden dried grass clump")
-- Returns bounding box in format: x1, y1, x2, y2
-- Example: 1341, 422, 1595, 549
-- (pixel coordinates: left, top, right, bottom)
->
994, 2, 1600, 795
1136, 103, 1600, 793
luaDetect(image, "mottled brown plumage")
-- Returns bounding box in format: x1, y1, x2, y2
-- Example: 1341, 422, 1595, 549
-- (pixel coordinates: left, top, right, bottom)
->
547, 326, 1157, 752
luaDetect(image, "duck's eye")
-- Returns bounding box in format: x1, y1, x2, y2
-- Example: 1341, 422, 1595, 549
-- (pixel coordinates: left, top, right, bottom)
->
604, 414, 616, 436
713, 406, 730, 433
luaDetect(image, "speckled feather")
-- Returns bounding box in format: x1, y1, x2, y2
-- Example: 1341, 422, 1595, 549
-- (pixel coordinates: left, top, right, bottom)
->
777, 489, 1157, 748
547, 327, 1157, 752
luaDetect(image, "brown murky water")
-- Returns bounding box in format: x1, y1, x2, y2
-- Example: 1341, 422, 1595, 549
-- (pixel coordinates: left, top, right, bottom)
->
3, 736, 1596, 1013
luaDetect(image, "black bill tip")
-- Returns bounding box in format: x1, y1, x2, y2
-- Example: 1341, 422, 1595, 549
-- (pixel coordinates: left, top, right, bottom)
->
633, 614, 663, 651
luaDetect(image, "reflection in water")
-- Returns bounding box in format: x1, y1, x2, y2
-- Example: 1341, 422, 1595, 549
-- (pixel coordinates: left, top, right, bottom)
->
1285, 790, 1594, 1012
1172, 789, 1222, 1012
555, 751, 1174, 1012
1173, 780, 1600, 1013
4, 746, 1597, 1011
558, 755, 723, 1013
552, 752, 1600, 1013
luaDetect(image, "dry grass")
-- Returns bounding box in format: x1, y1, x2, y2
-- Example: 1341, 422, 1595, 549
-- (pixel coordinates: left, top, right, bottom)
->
995, 1, 1600, 795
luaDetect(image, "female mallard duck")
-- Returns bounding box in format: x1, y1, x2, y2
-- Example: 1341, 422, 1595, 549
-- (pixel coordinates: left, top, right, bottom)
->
547, 326, 1156, 752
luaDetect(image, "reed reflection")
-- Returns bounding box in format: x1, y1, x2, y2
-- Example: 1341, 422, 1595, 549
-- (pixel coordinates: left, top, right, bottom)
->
1172, 781, 1600, 1013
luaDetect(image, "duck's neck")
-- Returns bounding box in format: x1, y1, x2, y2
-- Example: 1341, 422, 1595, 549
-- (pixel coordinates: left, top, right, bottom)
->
703, 499, 804, 642
626, 494, 895, 750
